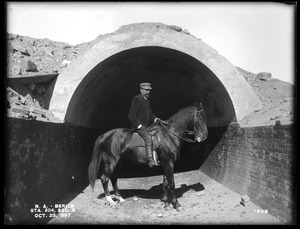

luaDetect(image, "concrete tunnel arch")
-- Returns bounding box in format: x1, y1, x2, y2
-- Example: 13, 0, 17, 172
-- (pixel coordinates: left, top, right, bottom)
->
65, 46, 235, 130
49, 23, 262, 130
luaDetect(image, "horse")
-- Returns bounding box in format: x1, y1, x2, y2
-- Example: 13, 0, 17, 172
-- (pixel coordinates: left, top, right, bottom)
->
88, 102, 208, 211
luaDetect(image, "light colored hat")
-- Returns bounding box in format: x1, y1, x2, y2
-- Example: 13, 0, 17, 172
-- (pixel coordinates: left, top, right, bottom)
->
140, 82, 152, 90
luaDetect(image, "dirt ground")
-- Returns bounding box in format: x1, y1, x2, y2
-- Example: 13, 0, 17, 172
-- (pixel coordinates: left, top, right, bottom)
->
48, 170, 282, 225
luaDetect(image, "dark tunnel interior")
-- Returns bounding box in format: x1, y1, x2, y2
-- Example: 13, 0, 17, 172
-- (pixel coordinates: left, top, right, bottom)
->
65, 46, 236, 177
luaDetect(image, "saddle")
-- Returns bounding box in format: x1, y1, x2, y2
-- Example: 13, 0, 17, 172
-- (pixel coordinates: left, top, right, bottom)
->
128, 124, 161, 151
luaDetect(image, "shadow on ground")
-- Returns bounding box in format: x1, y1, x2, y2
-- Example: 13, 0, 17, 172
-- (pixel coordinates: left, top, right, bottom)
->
97, 182, 205, 201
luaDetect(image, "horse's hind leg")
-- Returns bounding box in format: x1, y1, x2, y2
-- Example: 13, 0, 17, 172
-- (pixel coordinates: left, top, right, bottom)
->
111, 177, 125, 203
101, 163, 117, 205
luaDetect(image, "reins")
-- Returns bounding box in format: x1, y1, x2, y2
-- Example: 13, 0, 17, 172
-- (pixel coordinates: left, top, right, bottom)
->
159, 120, 197, 143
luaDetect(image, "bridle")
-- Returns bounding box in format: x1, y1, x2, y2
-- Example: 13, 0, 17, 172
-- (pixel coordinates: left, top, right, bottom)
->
159, 109, 203, 143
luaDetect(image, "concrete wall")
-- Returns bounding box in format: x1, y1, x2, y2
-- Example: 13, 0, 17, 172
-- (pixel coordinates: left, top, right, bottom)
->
5, 116, 213, 224
5, 118, 102, 224
200, 123, 296, 224
5, 117, 295, 224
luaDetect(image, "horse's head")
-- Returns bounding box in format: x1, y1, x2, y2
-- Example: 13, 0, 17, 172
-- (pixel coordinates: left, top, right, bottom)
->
192, 102, 208, 143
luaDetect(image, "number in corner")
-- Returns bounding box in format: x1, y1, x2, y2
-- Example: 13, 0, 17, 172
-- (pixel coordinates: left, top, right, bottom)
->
59, 213, 71, 218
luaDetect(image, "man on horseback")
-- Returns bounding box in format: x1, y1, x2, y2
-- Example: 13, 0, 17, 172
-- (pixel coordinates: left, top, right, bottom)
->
128, 82, 162, 168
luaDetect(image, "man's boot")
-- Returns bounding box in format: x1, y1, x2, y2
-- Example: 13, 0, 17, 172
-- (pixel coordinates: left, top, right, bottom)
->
145, 145, 158, 168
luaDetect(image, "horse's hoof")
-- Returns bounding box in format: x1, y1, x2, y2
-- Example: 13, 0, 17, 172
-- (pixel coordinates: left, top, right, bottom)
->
161, 197, 167, 202
159, 202, 165, 206
116, 196, 125, 203
106, 196, 117, 206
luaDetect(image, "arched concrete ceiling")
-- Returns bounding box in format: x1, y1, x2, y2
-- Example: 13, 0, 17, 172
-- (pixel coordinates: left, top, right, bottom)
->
49, 23, 261, 129
65, 46, 234, 129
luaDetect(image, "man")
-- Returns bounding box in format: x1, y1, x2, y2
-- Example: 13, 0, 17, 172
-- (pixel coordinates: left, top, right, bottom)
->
128, 82, 162, 167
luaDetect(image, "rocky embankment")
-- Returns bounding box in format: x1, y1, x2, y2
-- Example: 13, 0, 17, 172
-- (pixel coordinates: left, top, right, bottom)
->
6, 33, 294, 126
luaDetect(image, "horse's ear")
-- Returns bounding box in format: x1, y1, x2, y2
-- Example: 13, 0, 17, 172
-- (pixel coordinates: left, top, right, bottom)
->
197, 102, 203, 111
193, 102, 203, 110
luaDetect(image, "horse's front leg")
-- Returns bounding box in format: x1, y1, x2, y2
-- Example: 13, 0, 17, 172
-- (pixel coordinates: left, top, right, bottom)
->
161, 174, 168, 203
163, 162, 183, 211
162, 173, 173, 211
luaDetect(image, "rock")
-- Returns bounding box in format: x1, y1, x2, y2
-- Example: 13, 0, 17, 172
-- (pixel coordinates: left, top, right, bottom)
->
21, 49, 30, 56
256, 72, 272, 81
270, 115, 280, 121
240, 195, 251, 207
62, 44, 72, 50
27, 83, 36, 91
46, 50, 54, 56
183, 29, 190, 35
241, 195, 250, 203
169, 25, 182, 32
157, 213, 163, 218
254, 108, 261, 112
133, 196, 138, 201
60, 60, 71, 68
31, 108, 46, 115
12, 44, 30, 56
11, 107, 28, 114
43, 38, 52, 46
196, 190, 205, 196
21, 59, 38, 72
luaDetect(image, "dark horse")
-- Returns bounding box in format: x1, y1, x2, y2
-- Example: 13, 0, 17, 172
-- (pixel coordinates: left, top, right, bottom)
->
88, 102, 208, 211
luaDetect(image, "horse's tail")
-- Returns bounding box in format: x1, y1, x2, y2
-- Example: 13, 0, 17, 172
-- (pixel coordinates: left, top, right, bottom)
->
88, 136, 103, 192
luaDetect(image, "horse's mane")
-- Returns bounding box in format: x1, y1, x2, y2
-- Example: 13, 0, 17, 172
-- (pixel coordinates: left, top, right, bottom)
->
165, 105, 195, 126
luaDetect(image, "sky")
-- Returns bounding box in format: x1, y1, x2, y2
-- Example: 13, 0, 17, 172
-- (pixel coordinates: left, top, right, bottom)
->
6, 2, 296, 84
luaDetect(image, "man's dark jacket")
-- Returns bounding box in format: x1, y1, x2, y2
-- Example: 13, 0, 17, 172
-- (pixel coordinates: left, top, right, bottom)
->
128, 93, 156, 129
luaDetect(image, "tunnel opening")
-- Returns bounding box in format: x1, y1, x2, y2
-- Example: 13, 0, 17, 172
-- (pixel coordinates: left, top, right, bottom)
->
65, 46, 236, 176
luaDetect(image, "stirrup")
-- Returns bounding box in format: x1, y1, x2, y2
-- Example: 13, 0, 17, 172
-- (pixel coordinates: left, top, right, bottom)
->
148, 156, 160, 168
149, 160, 159, 168
153, 150, 160, 165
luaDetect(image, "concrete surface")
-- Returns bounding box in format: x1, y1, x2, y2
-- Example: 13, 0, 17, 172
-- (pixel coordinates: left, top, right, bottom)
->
48, 23, 261, 128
